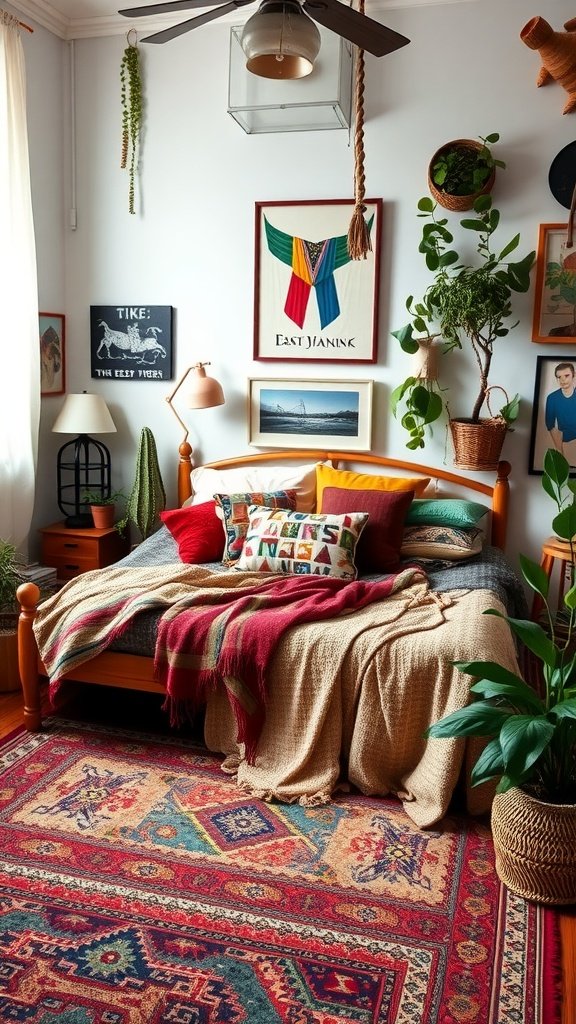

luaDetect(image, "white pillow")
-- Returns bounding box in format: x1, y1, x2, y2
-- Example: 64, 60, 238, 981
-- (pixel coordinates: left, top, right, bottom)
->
184, 461, 327, 512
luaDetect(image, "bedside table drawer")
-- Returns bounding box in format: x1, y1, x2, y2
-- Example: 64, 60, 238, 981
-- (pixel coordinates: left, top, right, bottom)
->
40, 522, 130, 580
47, 555, 100, 581
42, 535, 99, 562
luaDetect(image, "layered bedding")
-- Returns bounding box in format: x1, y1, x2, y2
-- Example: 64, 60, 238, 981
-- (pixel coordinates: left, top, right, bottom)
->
22, 453, 525, 828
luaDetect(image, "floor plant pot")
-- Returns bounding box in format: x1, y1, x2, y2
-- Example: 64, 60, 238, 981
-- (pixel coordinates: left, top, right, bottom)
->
449, 417, 507, 472
491, 787, 576, 904
428, 138, 496, 212
0, 613, 20, 693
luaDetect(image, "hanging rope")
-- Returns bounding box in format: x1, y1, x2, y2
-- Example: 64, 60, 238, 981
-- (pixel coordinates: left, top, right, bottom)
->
347, 0, 371, 261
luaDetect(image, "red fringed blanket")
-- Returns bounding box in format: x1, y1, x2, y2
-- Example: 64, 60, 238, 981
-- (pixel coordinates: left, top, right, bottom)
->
33, 564, 424, 763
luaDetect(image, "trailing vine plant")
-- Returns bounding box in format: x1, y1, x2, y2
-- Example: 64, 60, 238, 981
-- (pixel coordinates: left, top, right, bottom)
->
120, 34, 142, 215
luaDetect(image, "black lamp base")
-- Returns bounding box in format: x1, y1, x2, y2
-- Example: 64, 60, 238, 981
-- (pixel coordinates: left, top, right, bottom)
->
64, 513, 94, 529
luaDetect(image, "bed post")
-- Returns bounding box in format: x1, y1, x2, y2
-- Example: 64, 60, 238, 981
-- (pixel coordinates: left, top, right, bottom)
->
17, 582, 43, 731
177, 441, 194, 507
492, 460, 511, 550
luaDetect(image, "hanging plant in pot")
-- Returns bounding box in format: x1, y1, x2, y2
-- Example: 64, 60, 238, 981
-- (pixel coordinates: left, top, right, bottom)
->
426, 448, 576, 905
427, 132, 504, 212
392, 186, 535, 468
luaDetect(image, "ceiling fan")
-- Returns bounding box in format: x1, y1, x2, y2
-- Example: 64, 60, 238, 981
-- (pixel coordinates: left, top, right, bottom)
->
118, 0, 410, 60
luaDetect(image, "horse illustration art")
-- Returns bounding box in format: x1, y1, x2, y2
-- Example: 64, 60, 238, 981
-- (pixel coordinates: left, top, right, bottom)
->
96, 321, 167, 365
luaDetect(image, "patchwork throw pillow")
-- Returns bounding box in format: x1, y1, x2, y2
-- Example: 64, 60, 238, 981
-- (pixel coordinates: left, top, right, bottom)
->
401, 524, 483, 561
316, 463, 430, 508
215, 490, 297, 563
320, 485, 414, 574
236, 506, 369, 580
160, 502, 225, 564
406, 497, 489, 528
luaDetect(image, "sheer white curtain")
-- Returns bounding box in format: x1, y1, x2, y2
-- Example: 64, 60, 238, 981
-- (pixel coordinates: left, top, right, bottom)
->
0, 10, 39, 548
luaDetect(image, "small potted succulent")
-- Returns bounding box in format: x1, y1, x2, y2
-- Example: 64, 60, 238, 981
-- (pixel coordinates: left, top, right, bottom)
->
81, 489, 126, 530
427, 132, 505, 212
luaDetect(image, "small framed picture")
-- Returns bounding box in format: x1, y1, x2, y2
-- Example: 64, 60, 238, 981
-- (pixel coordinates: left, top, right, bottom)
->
39, 312, 65, 396
253, 199, 382, 363
248, 377, 373, 451
528, 355, 576, 473
532, 223, 576, 343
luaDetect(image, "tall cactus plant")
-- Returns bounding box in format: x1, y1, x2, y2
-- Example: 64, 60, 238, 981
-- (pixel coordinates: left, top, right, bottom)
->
118, 427, 166, 542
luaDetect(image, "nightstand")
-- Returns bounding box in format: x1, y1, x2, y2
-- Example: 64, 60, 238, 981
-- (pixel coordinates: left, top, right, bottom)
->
530, 535, 575, 622
40, 521, 130, 581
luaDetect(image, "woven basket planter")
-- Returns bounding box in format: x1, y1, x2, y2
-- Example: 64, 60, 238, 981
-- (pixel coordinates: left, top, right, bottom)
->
449, 417, 507, 472
492, 787, 576, 904
428, 139, 496, 212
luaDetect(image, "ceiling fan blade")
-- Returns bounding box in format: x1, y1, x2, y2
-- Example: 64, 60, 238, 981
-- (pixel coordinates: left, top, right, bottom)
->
119, 1, 223, 15
303, 0, 409, 57
141, 0, 251, 41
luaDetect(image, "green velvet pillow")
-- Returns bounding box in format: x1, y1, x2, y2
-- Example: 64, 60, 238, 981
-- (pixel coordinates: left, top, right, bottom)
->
406, 498, 489, 528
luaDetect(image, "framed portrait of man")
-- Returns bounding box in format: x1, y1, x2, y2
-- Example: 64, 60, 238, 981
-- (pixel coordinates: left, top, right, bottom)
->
529, 355, 576, 473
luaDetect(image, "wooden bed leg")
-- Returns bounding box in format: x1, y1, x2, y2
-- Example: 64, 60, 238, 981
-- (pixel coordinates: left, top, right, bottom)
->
17, 582, 43, 731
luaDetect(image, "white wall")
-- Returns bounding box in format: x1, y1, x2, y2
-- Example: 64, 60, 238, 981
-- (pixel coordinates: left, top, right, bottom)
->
25, 0, 576, 568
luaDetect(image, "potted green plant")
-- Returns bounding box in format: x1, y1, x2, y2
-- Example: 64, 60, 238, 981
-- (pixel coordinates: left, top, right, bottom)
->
0, 539, 24, 692
81, 489, 126, 530
426, 447, 576, 904
392, 190, 534, 468
427, 132, 505, 212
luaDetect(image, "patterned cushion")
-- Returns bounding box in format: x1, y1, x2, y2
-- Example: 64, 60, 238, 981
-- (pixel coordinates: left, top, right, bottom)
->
401, 524, 483, 561
160, 502, 225, 564
316, 464, 430, 509
236, 506, 368, 579
320, 486, 413, 574
186, 462, 323, 511
406, 498, 489, 528
215, 490, 297, 563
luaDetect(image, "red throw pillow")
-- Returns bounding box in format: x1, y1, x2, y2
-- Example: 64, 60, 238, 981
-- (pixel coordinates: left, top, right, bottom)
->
320, 486, 414, 574
161, 502, 225, 564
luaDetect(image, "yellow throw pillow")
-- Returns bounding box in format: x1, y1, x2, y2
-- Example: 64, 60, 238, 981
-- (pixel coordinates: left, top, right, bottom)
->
315, 464, 430, 509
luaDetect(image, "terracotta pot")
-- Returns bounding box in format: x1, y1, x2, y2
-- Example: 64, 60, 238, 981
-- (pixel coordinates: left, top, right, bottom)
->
428, 139, 496, 212
90, 504, 115, 529
492, 786, 576, 904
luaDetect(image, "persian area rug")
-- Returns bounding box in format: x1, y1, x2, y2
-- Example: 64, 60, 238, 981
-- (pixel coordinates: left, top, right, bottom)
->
0, 719, 560, 1024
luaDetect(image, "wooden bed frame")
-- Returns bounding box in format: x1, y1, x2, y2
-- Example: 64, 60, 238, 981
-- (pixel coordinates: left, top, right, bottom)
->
17, 446, 511, 733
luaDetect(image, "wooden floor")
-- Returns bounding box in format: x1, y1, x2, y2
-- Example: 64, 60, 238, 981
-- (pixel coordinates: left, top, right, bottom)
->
1, 683, 574, 1021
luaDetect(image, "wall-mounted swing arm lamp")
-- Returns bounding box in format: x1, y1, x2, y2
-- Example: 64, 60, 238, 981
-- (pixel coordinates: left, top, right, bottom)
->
165, 362, 225, 466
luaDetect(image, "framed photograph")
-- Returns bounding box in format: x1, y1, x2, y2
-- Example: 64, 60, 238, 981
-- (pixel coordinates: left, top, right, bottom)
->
248, 377, 373, 451
39, 312, 65, 396
528, 355, 576, 473
532, 223, 576, 343
90, 305, 174, 381
253, 199, 382, 364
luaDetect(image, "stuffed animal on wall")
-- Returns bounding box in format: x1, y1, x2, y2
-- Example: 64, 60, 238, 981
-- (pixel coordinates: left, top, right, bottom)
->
521, 16, 576, 114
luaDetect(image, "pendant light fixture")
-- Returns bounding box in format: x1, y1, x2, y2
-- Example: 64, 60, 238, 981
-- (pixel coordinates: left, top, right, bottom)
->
240, 0, 321, 79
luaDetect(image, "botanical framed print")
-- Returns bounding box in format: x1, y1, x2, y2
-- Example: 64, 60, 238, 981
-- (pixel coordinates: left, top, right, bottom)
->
39, 312, 65, 396
532, 223, 576, 342
528, 355, 576, 473
253, 199, 382, 363
90, 305, 174, 381
248, 377, 373, 451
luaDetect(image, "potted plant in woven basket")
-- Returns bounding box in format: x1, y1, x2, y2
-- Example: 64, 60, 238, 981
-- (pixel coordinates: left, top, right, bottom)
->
0, 539, 24, 692
392, 187, 534, 468
426, 448, 576, 905
428, 132, 504, 212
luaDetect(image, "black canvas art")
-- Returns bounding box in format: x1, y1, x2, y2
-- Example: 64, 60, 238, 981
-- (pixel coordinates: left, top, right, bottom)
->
90, 305, 173, 381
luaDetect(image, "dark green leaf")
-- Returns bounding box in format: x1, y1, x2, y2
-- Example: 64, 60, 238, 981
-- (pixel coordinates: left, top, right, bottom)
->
549, 698, 576, 721
426, 252, 440, 271
469, 678, 544, 714
425, 702, 512, 738
498, 234, 520, 261
470, 737, 505, 787
553, 506, 576, 541
391, 324, 420, 354
473, 194, 492, 212
484, 610, 557, 667
460, 219, 487, 232
499, 716, 554, 778
519, 553, 550, 600
544, 447, 570, 486
418, 196, 434, 212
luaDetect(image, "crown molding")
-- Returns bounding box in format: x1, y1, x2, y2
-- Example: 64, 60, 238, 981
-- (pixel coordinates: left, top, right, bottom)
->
8, 0, 477, 41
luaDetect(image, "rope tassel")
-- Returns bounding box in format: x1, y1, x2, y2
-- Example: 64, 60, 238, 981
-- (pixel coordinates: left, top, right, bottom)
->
347, 6, 371, 261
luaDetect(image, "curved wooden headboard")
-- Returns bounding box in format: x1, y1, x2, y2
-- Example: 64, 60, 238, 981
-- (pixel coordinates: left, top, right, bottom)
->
175, 442, 511, 550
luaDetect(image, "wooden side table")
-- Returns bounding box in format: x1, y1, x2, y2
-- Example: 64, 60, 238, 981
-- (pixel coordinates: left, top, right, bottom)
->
40, 521, 129, 581
531, 535, 576, 622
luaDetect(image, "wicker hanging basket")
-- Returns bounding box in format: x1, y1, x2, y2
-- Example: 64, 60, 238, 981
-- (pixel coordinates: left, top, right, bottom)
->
492, 787, 576, 904
449, 387, 509, 471
428, 138, 496, 212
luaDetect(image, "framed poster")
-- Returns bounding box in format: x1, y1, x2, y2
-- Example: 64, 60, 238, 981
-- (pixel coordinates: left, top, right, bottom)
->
39, 312, 65, 396
254, 199, 382, 363
532, 224, 576, 342
528, 355, 576, 473
248, 377, 373, 451
90, 305, 174, 380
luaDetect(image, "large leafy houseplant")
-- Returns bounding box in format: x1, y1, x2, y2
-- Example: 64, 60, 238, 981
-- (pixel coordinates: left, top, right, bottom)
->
426, 448, 576, 804
392, 191, 534, 450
